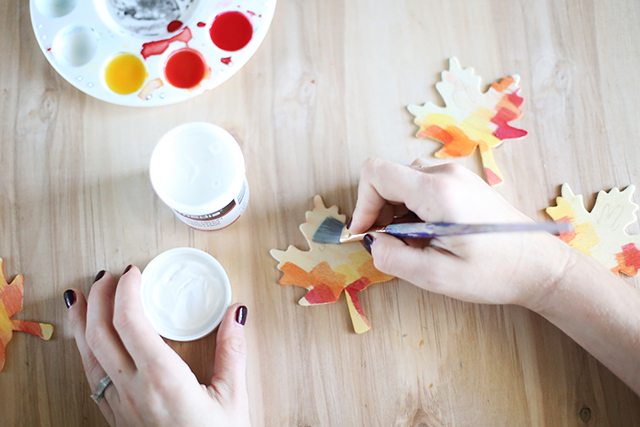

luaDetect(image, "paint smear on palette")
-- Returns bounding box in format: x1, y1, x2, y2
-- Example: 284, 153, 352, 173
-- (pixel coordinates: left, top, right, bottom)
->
197, 21, 206, 28
167, 20, 183, 33
221, 56, 231, 65
165, 48, 208, 89
210, 11, 253, 51
105, 53, 148, 95
138, 78, 164, 100
141, 27, 192, 59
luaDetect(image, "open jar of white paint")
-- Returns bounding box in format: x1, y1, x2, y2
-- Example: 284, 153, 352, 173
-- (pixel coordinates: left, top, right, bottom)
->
141, 247, 232, 341
150, 122, 249, 230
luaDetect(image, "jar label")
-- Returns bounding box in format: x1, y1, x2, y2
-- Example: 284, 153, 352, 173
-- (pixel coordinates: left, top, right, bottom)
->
174, 181, 249, 230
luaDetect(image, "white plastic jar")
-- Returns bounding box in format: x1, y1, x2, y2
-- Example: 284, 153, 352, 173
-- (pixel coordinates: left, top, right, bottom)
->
141, 247, 232, 341
149, 122, 249, 230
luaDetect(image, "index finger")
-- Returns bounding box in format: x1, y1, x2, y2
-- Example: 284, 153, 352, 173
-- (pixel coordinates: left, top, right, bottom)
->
350, 159, 434, 233
112, 266, 184, 369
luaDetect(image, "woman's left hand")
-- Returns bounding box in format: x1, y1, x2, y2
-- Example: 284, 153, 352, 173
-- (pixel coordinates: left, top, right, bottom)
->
64, 266, 250, 427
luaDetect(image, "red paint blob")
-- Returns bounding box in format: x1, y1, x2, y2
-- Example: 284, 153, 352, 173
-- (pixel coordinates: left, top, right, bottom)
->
167, 20, 183, 32
209, 11, 253, 51
221, 56, 232, 65
164, 48, 207, 89
197, 21, 206, 28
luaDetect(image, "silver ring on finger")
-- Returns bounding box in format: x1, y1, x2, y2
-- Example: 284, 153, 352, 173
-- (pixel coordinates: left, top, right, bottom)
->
91, 375, 113, 403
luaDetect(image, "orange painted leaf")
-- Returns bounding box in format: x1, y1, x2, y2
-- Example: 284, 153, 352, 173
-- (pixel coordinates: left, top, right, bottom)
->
270, 196, 394, 334
0, 258, 54, 372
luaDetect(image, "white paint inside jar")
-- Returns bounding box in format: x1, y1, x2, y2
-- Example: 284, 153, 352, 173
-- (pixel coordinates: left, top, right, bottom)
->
141, 247, 231, 341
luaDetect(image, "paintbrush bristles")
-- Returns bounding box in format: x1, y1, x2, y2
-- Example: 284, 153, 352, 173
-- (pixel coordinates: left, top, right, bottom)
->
312, 217, 348, 244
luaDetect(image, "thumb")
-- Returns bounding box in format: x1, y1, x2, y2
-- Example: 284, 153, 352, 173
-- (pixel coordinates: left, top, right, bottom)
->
368, 232, 452, 289
211, 304, 248, 403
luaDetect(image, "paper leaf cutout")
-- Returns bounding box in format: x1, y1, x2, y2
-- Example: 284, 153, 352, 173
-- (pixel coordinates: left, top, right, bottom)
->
270, 196, 394, 334
407, 57, 528, 186
0, 258, 54, 372
546, 184, 640, 276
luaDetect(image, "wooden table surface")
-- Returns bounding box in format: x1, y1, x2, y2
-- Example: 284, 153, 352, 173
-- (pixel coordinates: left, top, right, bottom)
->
1, 0, 640, 426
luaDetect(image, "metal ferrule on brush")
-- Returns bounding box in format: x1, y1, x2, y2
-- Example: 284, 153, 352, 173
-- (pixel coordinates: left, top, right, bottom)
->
339, 226, 386, 243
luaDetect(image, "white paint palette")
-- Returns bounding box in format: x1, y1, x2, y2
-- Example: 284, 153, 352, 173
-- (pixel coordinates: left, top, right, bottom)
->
30, 0, 276, 107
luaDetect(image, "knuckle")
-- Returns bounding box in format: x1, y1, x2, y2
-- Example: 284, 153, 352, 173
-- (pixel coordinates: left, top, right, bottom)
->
112, 308, 135, 333
220, 335, 247, 357
68, 311, 84, 334
440, 162, 465, 175
428, 174, 451, 194
86, 353, 104, 381
86, 328, 107, 354
372, 243, 393, 273
362, 157, 383, 178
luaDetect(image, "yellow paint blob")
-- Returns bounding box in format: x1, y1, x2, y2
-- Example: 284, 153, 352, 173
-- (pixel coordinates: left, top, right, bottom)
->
105, 53, 148, 95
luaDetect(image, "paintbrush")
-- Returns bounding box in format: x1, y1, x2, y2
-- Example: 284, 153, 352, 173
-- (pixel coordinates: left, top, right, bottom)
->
312, 217, 573, 244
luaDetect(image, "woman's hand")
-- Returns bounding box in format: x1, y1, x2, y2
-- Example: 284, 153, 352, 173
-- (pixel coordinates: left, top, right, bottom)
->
63, 266, 250, 427
350, 158, 574, 309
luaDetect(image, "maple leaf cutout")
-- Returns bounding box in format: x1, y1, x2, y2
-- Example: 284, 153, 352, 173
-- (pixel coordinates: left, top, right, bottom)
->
407, 57, 528, 186
0, 258, 54, 372
270, 196, 394, 334
546, 184, 640, 276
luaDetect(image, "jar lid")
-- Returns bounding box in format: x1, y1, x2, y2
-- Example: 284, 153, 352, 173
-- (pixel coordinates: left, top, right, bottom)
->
149, 122, 246, 216
141, 247, 232, 341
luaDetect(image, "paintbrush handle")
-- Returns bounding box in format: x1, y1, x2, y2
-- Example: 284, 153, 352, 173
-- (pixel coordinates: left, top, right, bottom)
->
382, 221, 571, 239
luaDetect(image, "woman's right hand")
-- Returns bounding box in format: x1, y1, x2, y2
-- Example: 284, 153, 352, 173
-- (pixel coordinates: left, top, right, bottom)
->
349, 158, 574, 310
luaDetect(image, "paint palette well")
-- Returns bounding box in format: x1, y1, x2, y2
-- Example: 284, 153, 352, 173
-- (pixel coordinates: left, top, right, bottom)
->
30, 0, 276, 107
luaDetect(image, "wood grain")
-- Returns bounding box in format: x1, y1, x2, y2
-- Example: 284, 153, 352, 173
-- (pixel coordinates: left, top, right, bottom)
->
1, 0, 639, 425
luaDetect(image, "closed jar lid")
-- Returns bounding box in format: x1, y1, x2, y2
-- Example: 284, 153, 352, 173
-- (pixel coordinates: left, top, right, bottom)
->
149, 122, 246, 216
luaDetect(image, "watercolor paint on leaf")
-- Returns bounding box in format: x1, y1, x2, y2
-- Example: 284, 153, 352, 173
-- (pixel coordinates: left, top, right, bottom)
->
0, 258, 53, 372
546, 184, 640, 276
408, 57, 528, 186
270, 196, 394, 334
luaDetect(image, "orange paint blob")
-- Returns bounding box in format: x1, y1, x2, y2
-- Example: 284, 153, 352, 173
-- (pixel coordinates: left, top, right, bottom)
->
105, 53, 148, 95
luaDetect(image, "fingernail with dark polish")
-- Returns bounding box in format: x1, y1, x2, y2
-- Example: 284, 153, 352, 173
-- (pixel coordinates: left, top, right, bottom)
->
235, 305, 248, 325
93, 270, 105, 283
63, 289, 76, 309
123, 265, 133, 274
362, 234, 375, 254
